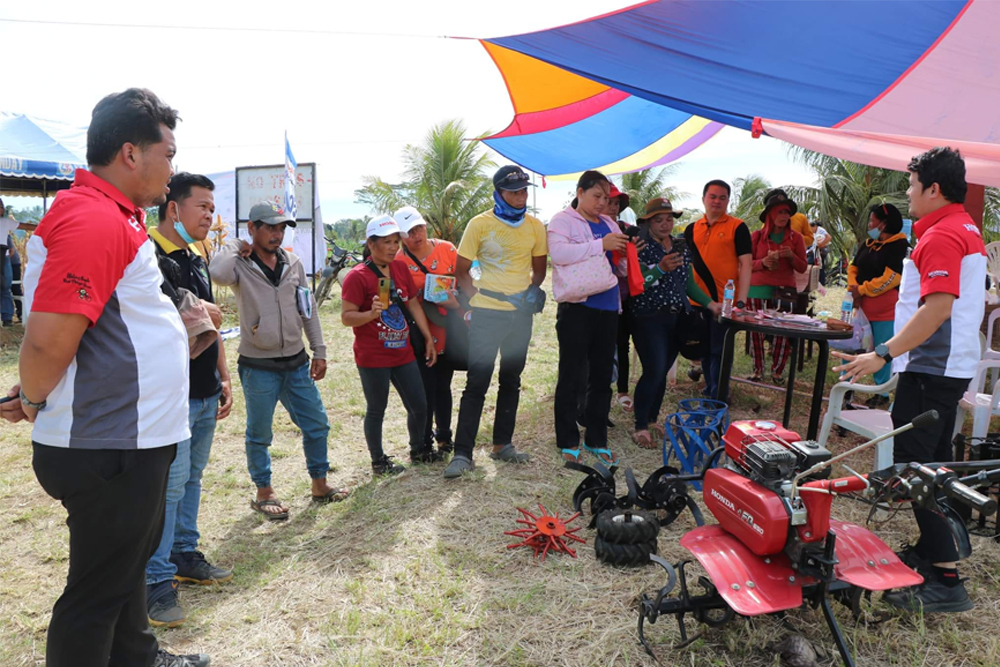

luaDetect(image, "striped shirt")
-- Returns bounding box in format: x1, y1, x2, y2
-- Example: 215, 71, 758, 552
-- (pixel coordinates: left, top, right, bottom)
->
24, 169, 190, 450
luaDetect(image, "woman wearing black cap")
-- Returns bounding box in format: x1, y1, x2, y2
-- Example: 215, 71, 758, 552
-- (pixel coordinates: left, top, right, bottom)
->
847, 203, 909, 407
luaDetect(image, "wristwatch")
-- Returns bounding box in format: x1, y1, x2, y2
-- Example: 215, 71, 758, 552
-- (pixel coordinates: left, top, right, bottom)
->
19, 389, 46, 411
735, 300, 746, 310
874, 343, 893, 365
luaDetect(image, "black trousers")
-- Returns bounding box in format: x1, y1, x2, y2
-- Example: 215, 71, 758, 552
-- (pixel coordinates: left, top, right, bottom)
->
554, 303, 618, 450
891, 372, 970, 563
357, 361, 427, 460
410, 326, 456, 447
32, 443, 175, 667
616, 297, 632, 394
454, 308, 534, 459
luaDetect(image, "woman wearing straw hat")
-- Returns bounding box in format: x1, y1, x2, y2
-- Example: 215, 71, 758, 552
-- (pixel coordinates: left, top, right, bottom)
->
747, 191, 807, 384
630, 198, 714, 448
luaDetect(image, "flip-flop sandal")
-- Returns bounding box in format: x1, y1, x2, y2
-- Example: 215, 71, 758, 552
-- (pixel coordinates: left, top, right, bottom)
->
631, 430, 657, 450
583, 444, 619, 466
251, 499, 289, 521
648, 422, 665, 440
561, 448, 583, 463
617, 394, 634, 412
312, 488, 350, 504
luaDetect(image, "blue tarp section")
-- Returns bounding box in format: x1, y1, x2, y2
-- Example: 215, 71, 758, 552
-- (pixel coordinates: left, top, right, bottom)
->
488, 0, 966, 130
0, 112, 86, 181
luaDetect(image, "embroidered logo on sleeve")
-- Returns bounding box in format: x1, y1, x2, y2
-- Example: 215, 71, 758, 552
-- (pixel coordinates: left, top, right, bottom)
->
927, 270, 949, 278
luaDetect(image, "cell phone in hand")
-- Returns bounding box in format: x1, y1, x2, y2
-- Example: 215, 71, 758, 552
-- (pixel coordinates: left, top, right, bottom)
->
0, 396, 15, 404
377, 278, 391, 307
672, 237, 686, 254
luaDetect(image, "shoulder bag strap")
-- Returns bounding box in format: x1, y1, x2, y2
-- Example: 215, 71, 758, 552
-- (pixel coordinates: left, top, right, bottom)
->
402, 243, 432, 274
684, 224, 719, 303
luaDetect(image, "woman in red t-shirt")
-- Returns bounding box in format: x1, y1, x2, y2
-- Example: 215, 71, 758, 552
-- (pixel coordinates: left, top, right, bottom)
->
341, 215, 439, 476
393, 206, 461, 455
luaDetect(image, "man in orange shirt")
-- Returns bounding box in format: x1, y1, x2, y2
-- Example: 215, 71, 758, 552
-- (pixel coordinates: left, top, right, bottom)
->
687, 180, 752, 398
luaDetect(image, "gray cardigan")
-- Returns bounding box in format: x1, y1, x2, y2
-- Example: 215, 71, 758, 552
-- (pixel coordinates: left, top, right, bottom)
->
209, 239, 326, 361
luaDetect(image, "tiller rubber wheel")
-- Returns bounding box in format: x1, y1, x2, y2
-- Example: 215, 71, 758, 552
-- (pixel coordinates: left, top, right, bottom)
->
505, 504, 586, 561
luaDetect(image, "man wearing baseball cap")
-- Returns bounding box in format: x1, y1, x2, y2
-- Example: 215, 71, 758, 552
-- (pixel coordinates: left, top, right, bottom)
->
210, 201, 348, 521
447, 165, 547, 478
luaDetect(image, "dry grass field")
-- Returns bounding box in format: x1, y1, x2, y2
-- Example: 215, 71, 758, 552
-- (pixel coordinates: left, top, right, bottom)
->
2, 284, 999, 667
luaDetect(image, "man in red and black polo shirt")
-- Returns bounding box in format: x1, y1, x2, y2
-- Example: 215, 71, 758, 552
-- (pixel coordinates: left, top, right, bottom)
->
835, 147, 986, 613
1, 90, 208, 667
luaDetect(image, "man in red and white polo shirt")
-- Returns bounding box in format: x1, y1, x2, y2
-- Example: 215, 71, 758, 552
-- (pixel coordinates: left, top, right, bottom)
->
835, 147, 986, 614
1, 89, 208, 667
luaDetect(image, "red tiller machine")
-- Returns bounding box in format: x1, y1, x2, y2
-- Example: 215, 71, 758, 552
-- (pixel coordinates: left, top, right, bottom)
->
638, 412, 998, 667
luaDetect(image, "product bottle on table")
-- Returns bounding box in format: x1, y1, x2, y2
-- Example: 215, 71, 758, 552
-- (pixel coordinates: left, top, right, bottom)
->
721, 279, 735, 317
840, 293, 854, 322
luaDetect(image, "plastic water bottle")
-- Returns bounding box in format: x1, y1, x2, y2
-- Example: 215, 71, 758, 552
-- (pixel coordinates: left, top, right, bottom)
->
469, 260, 482, 281
840, 292, 854, 321
721, 279, 735, 317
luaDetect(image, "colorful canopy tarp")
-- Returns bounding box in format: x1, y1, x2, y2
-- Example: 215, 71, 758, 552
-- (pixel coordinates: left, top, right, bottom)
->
481, 41, 723, 180
482, 0, 1000, 186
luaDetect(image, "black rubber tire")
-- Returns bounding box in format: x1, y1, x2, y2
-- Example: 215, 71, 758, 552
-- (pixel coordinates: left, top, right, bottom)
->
596, 508, 660, 544
594, 535, 658, 566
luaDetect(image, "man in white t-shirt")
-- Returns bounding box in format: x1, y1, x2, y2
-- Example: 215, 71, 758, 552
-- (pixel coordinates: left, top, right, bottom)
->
0, 199, 29, 326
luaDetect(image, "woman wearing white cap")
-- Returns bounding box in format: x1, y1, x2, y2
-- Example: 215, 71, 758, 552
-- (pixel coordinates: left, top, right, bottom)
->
393, 206, 461, 455
340, 215, 439, 476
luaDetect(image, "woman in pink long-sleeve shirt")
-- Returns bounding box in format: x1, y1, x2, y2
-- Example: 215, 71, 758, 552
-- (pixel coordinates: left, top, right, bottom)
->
747, 191, 807, 383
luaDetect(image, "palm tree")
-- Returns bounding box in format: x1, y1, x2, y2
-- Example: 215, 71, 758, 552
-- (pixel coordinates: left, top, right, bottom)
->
729, 174, 774, 228
617, 165, 686, 216
355, 120, 496, 243
783, 148, 911, 261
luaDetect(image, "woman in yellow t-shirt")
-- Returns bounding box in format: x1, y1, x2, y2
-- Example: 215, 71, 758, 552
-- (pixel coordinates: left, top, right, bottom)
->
394, 206, 461, 456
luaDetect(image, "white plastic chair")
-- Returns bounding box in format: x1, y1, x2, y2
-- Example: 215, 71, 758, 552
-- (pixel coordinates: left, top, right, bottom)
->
983, 308, 1000, 387
817, 375, 898, 470
954, 359, 1000, 440
986, 241, 1000, 286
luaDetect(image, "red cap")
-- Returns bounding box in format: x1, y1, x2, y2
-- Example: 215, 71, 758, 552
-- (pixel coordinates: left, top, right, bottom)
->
608, 184, 630, 205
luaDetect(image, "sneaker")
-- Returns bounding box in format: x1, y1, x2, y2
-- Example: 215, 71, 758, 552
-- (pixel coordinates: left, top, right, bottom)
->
436, 439, 454, 455
410, 447, 445, 464
687, 368, 702, 382
147, 580, 185, 628
171, 550, 233, 585
883, 578, 973, 613
372, 455, 406, 476
153, 648, 211, 667
443, 455, 475, 479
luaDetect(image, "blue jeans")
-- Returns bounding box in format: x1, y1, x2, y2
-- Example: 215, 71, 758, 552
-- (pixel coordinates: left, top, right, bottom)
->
1, 253, 12, 323
239, 362, 330, 487
146, 393, 220, 586
870, 320, 895, 392
631, 310, 680, 431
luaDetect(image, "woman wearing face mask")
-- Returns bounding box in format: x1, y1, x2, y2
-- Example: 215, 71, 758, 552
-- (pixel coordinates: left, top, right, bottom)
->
393, 205, 459, 457
341, 216, 439, 476
748, 192, 807, 384
847, 203, 908, 407
548, 170, 629, 465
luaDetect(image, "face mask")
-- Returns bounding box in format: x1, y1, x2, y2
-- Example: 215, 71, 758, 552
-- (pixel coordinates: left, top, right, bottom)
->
172, 205, 197, 245
868, 226, 883, 241
493, 190, 526, 227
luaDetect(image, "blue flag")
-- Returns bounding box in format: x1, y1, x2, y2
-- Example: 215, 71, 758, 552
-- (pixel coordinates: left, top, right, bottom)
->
284, 132, 298, 221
